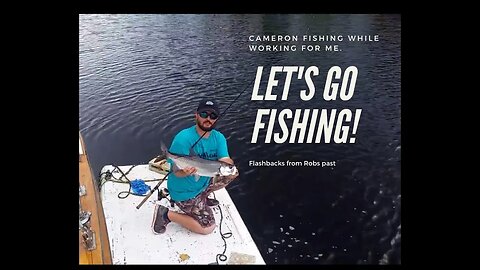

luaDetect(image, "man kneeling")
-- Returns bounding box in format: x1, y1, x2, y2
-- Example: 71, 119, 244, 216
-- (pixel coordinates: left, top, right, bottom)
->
152, 99, 239, 235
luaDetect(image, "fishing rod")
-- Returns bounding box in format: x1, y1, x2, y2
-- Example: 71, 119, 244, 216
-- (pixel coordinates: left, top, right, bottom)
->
136, 171, 171, 209
191, 60, 281, 148
135, 70, 257, 210
136, 75, 256, 210
136, 57, 282, 209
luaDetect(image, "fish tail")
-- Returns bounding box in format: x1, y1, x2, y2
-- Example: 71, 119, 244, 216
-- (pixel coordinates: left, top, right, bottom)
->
160, 141, 170, 158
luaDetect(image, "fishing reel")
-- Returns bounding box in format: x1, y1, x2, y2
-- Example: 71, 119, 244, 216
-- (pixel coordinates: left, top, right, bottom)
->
157, 188, 176, 207
157, 188, 169, 200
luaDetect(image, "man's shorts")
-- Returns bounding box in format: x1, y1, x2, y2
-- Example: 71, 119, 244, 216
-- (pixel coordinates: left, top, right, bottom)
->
175, 190, 214, 227
174, 173, 238, 228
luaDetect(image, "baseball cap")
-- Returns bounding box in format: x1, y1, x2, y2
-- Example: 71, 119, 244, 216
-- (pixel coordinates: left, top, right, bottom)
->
197, 99, 220, 115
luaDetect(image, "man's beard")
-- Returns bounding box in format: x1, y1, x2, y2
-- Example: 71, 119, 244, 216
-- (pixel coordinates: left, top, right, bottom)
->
196, 118, 214, 132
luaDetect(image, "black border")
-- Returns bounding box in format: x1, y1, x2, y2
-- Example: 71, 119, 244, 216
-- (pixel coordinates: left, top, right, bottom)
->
34, 1, 422, 267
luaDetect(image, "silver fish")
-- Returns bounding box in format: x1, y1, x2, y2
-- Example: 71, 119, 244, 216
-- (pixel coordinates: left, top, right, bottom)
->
166, 151, 238, 181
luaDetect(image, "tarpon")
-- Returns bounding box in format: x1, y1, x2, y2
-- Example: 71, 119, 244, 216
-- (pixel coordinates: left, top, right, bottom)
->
162, 145, 238, 181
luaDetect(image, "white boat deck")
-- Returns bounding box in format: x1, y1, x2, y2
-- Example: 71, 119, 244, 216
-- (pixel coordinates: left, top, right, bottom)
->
99, 164, 265, 265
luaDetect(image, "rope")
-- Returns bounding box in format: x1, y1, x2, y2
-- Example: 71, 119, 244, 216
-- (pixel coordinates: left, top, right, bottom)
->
213, 192, 232, 264
98, 165, 167, 199
98, 166, 234, 264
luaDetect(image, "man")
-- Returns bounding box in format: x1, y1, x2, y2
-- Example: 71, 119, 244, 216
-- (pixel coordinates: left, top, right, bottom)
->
152, 99, 239, 235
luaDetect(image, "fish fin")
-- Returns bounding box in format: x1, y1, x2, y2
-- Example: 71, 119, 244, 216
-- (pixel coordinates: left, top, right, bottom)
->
188, 146, 198, 157
193, 173, 201, 182
160, 141, 169, 154
171, 162, 180, 172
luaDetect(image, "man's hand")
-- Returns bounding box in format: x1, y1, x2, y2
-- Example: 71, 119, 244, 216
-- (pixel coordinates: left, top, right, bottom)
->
219, 157, 234, 165
174, 166, 197, 178
217, 157, 239, 181
214, 167, 239, 184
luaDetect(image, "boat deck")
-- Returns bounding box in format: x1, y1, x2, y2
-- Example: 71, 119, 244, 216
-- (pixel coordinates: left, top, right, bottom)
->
99, 164, 265, 264
79, 135, 112, 264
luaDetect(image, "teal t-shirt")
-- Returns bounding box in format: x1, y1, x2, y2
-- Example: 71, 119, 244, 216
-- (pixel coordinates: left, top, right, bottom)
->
167, 125, 230, 201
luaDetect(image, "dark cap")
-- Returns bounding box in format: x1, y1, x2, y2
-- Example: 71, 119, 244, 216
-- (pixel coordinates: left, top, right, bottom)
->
197, 99, 220, 115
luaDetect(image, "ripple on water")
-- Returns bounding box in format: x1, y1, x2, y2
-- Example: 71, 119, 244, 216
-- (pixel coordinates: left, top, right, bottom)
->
80, 14, 401, 264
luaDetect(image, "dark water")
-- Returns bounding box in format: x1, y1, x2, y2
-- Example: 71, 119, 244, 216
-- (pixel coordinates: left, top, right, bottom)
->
79, 14, 400, 264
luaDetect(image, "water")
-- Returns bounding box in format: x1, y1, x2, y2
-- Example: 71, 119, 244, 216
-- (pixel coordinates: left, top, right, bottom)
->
80, 14, 400, 264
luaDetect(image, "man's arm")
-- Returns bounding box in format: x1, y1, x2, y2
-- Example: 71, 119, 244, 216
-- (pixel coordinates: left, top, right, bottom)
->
217, 133, 238, 179
219, 157, 234, 165
217, 157, 239, 181
174, 166, 197, 177
169, 131, 198, 178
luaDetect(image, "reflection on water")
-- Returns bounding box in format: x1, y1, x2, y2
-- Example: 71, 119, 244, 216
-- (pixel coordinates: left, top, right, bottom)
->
80, 14, 400, 264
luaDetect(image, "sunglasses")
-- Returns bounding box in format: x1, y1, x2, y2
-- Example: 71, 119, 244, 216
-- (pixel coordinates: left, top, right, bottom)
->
198, 111, 218, 120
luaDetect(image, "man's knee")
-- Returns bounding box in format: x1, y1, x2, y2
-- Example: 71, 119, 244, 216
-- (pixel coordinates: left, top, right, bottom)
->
199, 224, 215, 235
216, 173, 239, 185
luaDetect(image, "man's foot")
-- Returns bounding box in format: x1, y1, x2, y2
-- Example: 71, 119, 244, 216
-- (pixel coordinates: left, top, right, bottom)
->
152, 204, 170, 234
206, 198, 219, 207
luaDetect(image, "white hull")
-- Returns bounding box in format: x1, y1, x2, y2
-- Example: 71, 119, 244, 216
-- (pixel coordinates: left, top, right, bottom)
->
100, 164, 265, 265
